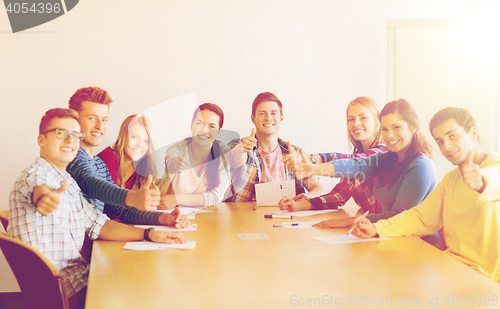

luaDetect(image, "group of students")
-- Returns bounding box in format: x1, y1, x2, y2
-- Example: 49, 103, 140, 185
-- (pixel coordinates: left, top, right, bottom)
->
5, 86, 500, 309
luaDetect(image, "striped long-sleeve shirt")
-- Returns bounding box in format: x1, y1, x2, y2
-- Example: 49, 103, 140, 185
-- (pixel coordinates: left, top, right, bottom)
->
66, 146, 162, 224
308, 144, 386, 214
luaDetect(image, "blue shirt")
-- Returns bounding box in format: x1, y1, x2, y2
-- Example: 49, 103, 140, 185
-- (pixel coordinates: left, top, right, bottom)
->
331, 152, 437, 223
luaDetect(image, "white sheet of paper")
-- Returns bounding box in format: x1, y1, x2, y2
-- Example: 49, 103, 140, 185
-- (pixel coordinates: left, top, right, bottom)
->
312, 234, 391, 245
123, 241, 197, 250
255, 180, 295, 206
134, 224, 197, 232
281, 221, 321, 229
271, 209, 337, 217
156, 207, 210, 219
237, 233, 269, 240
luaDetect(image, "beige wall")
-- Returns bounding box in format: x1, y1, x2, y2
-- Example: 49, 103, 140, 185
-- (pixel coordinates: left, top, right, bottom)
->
0, 0, 482, 292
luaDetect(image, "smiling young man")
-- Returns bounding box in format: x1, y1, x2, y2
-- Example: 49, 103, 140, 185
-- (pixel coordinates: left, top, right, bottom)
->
224, 92, 324, 202
352, 107, 500, 282
8, 109, 186, 309
159, 103, 232, 207
35, 87, 188, 227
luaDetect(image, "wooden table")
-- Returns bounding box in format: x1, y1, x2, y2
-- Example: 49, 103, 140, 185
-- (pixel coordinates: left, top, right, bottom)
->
86, 202, 500, 308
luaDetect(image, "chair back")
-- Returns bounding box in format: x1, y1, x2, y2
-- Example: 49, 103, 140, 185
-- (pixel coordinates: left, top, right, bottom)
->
0, 232, 69, 309
0, 210, 8, 231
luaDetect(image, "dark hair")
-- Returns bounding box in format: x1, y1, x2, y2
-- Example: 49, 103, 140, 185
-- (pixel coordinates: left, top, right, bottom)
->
429, 107, 479, 142
190, 103, 226, 190
377, 99, 432, 186
68, 86, 112, 112
251, 92, 283, 116
191, 103, 224, 128
39, 108, 79, 134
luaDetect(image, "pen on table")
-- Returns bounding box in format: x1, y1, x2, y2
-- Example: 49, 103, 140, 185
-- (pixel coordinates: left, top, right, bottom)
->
346, 210, 369, 236
264, 214, 293, 219
273, 223, 298, 227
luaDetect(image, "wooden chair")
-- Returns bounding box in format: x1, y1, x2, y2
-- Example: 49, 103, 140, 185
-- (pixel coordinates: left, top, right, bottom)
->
0, 232, 69, 309
0, 210, 8, 231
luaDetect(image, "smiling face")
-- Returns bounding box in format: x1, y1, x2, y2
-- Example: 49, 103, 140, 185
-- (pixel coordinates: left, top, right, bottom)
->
125, 123, 150, 162
432, 118, 476, 166
191, 109, 221, 147
347, 104, 378, 144
78, 101, 109, 153
38, 117, 81, 173
251, 101, 283, 137
380, 112, 414, 159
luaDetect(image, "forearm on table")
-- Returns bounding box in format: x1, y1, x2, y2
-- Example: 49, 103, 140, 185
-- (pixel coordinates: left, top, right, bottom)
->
104, 204, 161, 225
98, 220, 144, 241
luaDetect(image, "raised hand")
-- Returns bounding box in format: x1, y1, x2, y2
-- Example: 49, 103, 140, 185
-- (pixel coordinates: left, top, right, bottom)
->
241, 128, 257, 153
458, 150, 485, 193
170, 146, 190, 174
34, 180, 69, 216
293, 148, 315, 180
282, 141, 307, 172
125, 176, 161, 211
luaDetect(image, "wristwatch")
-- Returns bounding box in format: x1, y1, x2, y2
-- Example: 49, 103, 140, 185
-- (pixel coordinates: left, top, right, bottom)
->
311, 155, 317, 164
144, 227, 155, 242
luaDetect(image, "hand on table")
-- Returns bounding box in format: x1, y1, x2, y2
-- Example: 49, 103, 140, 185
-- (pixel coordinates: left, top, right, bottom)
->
149, 230, 187, 244
159, 207, 190, 229
278, 193, 309, 211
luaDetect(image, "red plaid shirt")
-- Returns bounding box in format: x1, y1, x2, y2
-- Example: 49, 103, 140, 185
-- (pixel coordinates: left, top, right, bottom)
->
224, 138, 306, 202
309, 144, 386, 213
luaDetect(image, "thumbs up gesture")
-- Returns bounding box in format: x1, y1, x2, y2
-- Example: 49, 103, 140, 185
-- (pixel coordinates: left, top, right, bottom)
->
241, 128, 257, 153
282, 141, 308, 171
458, 150, 485, 193
125, 176, 161, 211
170, 146, 190, 174
34, 180, 69, 216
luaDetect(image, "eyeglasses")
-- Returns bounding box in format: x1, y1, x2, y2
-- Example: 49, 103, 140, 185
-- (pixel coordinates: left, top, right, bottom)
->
41, 128, 85, 142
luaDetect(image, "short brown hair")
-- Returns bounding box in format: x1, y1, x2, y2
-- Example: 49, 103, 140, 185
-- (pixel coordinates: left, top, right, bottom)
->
429, 107, 479, 142
68, 87, 112, 112
39, 108, 79, 134
251, 92, 283, 116
192, 103, 224, 128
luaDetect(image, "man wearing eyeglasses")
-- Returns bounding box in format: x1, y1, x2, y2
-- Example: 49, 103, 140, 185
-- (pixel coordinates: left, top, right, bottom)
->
8, 108, 187, 309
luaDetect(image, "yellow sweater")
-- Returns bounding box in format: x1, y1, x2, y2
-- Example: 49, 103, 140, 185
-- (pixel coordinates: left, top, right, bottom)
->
374, 152, 500, 282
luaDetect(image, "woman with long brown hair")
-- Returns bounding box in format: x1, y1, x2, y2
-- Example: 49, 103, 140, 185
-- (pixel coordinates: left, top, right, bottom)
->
287, 99, 438, 232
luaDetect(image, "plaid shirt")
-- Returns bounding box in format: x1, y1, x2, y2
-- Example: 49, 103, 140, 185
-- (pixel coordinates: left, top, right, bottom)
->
224, 138, 306, 202
309, 144, 387, 213
8, 157, 109, 298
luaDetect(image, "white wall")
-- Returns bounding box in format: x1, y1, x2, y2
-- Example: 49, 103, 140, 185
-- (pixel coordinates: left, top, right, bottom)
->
0, 0, 477, 292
